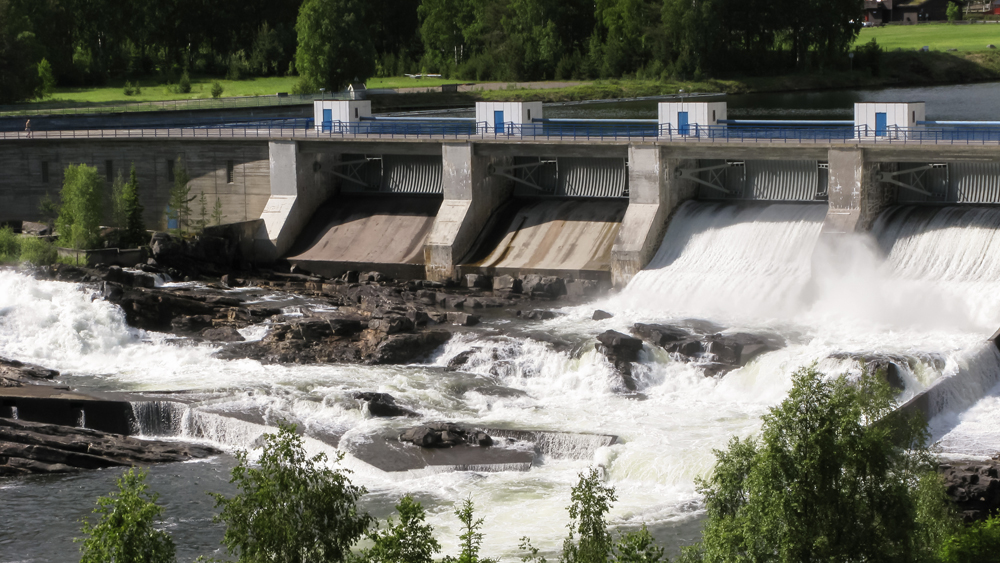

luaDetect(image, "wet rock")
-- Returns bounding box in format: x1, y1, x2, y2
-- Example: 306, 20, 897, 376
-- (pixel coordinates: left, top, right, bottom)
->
0, 358, 59, 387
200, 326, 245, 342
520, 310, 559, 321
369, 315, 415, 335
493, 275, 522, 294
631, 323, 689, 347
0, 417, 220, 475
566, 279, 599, 297
370, 331, 451, 364
595, 330, 644, 391
827, 352, 906, 391
521, 275, 566, 298
444, 296, 467, 309
341, 271, 360, 283
592, 310, 614, 321
447, 312, 480, 326
447, 349, 478, 371
398, 422, 492, 449
361, 271, 390, 283
463, 274, 492, 289
352, 392, 419, 418
940, 459, 1000, 522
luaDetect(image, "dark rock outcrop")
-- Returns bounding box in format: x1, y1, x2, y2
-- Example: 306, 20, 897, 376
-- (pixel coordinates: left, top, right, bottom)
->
592, 310, 614, 321
0, 358, 59, 387
0, 417, 219, 475
352, 392, 419, 418
399, 422, 493, 448
595, 330, 644, 390
630, 323, 785, 376
940, 459, 1000, 522
370, 331, 452, 364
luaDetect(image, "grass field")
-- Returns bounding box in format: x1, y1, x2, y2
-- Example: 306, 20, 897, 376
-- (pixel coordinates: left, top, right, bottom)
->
856, 22, 1000, 52
43, 75, 465, 105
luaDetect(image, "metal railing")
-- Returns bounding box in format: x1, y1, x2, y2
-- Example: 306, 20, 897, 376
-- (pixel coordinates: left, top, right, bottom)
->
4, 120, 1000, 145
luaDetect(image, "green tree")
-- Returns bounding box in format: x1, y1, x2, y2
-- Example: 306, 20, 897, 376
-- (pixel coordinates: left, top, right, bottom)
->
947, 2, 961, 22
56, 163, 103, 249
940, 515, 1000, 563
294, 0, 376, 93
691, 366, 945, 563
197, 192, 208, 231
37, 57, 55, 97
167, 157, 191, 233
211, 81, 224, 98
122, 163, 146, 247
444, 498, 497, 563
612, 526, 664, 563
562, 468, 617, 563
110, 169, 127, 229
211, 422, 372, 563
0, 225, 20, 261
76, 467, 176, 563
38, 191, 59, 233
211, 197, 224, 226
361, 495, 441, 563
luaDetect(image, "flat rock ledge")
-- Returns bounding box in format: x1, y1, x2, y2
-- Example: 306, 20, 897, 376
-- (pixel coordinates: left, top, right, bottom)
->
0, 417, 220, 475
0, 357, 59, 387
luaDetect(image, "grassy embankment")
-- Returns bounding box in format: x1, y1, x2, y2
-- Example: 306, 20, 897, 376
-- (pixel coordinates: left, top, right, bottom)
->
22, 22, 1000, 110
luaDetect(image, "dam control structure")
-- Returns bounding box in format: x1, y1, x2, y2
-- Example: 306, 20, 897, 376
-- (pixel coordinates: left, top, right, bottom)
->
2, 99, 999, 287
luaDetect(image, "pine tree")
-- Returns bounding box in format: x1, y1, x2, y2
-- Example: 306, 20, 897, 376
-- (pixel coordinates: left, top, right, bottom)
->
167, 157, 192, 233
122, 164, 146, 247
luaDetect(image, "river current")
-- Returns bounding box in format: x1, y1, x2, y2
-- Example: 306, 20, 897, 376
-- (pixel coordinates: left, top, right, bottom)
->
5, 200, 1000, 562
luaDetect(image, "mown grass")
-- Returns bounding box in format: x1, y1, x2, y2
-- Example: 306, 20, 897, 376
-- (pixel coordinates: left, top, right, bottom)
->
856, 22, 1000, 52
40, 75, 466, 105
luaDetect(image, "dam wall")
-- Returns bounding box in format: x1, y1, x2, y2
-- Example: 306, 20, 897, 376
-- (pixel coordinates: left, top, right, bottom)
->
3, 99, 1000, 285
0, 139, 271, 229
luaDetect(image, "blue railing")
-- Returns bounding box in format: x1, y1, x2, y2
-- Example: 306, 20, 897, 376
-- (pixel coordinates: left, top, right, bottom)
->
6, 120, 1000, 145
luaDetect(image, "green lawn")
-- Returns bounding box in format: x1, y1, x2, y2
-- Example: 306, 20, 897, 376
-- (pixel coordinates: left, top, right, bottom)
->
40, 75, 466, 105
856, 22, 1000, 52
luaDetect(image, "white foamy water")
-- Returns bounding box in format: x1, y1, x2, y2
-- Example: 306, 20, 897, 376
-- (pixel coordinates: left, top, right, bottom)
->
5, 202, 1000, 562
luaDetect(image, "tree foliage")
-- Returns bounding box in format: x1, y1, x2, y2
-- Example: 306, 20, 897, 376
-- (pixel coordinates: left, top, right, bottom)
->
294, 0, 376, 92
210, 422, 372, 563
76, 467, 176, 563
562, 468, 617, 563
56, 163, 104, 249
690, 366, 947, 563
361, 495, 441, 563
444, 497, 498, 563
121, 163, 146, 247
167, 157, 191, 234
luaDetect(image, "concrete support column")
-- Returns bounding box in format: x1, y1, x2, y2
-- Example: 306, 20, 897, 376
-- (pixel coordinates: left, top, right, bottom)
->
610, 145, 697, 287
255, 141, 331, 261
424, 142, 513, 281
822, 148, 887, 235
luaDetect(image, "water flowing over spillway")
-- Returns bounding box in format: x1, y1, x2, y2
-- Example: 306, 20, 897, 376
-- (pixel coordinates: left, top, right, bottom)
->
6, 203, 1000, 562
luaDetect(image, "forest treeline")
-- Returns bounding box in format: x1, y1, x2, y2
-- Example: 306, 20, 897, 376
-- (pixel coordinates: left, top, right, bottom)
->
0, 0, 864, 103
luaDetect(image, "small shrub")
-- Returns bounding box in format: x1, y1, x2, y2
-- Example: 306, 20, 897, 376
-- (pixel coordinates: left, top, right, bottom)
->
211, 422, 372, 562
123, 81, 136, 96
18, 237, 57, 265
211, 81, 224, 98
939, 515, 1000, 563
444, 497, 497, 563
0, 225, 21, 262
361, 495, 441, 563
76, 467, 175, 563
56, 164, 104, 250
178, 72, 191, 94
37, 58, 55, 98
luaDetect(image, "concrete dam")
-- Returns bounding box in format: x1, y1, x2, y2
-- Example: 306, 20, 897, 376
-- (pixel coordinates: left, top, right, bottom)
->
2, 99, 1000, 290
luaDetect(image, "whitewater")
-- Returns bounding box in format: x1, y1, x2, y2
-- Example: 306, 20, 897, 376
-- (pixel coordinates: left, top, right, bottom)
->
4, 201, 1000, 562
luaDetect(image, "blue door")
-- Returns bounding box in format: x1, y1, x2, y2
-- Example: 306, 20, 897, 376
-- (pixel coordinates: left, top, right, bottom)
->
875, 112, 887, 137
678, 111, 689, 135
494, 110, 505, 134
322, 109, 332, 132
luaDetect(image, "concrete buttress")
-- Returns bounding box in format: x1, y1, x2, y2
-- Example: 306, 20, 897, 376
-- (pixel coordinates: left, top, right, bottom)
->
255, 141, 332, 261
424, 142, 512, 281
610, 145, 696, 287
822, 148, 889, 235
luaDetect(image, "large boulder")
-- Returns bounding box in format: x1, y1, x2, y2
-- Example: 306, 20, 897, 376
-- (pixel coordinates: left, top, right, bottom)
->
399, 422, 493, 448
352, 392, 418, 418
595, 330, 644, 391
940, 460, 1000, 522
0, 358, 58, 387
370, 331, 451, 364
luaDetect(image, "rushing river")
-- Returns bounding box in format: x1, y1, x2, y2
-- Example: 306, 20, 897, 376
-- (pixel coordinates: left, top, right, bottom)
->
6, 198, 1000, 562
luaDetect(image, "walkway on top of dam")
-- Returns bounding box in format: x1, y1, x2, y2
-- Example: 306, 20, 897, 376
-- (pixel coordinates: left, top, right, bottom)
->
6, 125, 1000, 147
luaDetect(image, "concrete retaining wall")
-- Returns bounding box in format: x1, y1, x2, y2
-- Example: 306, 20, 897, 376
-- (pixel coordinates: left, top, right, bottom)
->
0, 140, 270, 230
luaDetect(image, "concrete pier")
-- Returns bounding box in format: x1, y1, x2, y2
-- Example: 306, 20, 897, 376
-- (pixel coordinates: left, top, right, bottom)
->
424, 143, 512, 281
611, 145, 697, 287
